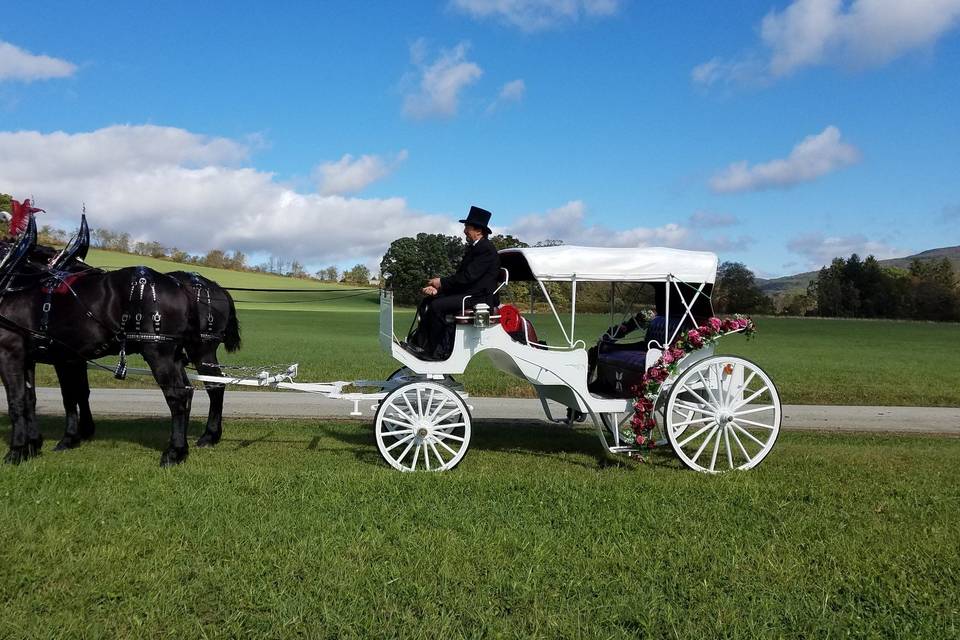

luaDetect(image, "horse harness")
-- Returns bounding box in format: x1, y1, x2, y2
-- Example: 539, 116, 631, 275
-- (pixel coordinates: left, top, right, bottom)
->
188, 272, 220, 342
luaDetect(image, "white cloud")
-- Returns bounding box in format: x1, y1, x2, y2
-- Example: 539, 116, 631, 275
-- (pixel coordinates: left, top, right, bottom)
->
402, 41, 483, 119
498, 79, 526, 102
314, 150, 409, 196
486, 79, 526, 113
0, 125, 454, 266
787, 231, 903, 268
0, 40, 77, 82
451, 0, 621, 31
505, 200, 753, 252
710, 126, 860, 193
694, 0, 960, 86
689, 210, 738, 227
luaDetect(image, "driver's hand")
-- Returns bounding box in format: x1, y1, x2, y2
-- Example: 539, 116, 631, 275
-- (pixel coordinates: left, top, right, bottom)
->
422, 285, 438, 296
428, 277, 441, 289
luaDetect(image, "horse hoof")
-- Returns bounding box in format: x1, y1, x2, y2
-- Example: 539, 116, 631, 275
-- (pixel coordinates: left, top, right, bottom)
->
3, 449, 24, 465
27, 437, 43, 456
196, 432, 221, 448
54, 438, 82, 451
160, 447, 188, 467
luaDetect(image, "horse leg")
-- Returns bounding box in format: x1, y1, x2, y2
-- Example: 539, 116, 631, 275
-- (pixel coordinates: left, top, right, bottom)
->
193, 344, 226, 448
1, 353, 33, 464
74, 363, 96, 440
23, 360, 43, 456
143, 344, 194, 467
53, 361, 85, 450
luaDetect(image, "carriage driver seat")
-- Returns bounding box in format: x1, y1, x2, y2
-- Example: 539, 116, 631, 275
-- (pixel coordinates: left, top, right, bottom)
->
446, 267, 508, 324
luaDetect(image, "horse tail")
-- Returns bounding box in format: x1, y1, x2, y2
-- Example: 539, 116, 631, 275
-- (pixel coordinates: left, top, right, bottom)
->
224, 291, 242, 352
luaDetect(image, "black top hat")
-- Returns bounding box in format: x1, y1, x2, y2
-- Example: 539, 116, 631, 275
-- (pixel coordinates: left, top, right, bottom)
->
459, 206, 493, 235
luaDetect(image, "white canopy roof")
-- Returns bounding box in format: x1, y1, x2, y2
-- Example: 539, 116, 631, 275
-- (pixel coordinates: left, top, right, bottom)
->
498, 245, 718, 283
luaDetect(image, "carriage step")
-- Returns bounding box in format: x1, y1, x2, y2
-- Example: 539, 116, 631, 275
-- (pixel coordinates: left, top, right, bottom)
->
608, 445, 641, 454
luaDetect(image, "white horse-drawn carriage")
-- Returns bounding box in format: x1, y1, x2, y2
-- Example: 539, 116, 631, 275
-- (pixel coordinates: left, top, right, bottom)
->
119, 244, 781, 473
369, 245, 782, 473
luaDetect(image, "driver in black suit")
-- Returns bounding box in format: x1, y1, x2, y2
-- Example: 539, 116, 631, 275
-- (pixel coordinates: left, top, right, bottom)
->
406, 206, 500, 360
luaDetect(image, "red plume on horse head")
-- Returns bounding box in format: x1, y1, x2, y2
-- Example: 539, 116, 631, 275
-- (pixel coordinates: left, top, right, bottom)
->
7, 198, 45, 239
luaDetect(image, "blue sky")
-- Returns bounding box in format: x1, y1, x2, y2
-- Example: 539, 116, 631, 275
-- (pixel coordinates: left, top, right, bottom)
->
2, 0, 959, 276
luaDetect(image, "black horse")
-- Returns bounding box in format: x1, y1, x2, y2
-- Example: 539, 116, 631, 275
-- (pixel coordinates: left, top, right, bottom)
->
0, 220, 240, 465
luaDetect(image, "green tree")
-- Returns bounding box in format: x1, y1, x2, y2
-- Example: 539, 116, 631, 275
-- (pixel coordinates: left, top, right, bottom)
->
907, 258, 960, 321
714, 262, 771, 314
380, 233, 464, 304
290, 260, 307, 278
344, 264, 371, 285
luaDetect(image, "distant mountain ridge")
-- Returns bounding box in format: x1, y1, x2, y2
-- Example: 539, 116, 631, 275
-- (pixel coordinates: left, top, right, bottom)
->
757, 245, 960, 296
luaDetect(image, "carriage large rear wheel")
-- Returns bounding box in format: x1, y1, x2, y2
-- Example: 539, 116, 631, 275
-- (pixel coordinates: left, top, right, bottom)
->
374, 381, 472, 472
665, 356, 781, 473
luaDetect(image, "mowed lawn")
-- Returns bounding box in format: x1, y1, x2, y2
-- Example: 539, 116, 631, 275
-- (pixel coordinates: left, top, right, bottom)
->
0, 418, 957, 638
48, 303, 960, 406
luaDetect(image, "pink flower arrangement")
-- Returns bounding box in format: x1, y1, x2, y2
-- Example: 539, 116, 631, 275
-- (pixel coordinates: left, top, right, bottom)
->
627, 315, 756, 456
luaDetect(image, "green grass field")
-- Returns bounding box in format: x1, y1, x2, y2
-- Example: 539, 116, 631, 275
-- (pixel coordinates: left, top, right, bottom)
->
1, 417, 957, 638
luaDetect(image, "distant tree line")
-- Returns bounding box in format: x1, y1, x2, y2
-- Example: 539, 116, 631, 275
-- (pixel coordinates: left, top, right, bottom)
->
801, 255, 959, 321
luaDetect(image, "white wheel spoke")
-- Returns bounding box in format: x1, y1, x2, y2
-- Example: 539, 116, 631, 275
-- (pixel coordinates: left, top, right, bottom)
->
691, 425, 720, 463
428, 441, 446, 468
732, 422, 765, 447
433, 431, 465, 443
673, 400, 712, 415
728, 426, 752, 465
385, 434, 415, 452
735, 385, 770, 410
386, 401, 415, 425
402, 391, 418, 420
395, 439, 416, 464
697, 370, 721, 408
423, 442, 430, 470
708, 427, 722, 472
728, 370, 756, 407
435, 438, 458, 457
683, 386, 716, 412
724, 425, 733, 469
735, 417, 776, 430
433, 407, 463, 425
434, 422, 466, 430
734, 405, 775, 416
380, 427, 412, 437
671, 415, 714, 428
677, 421, 716, 448
416, 387, 424, 418
429, 396, 449, 421
381, 417, 414, 430
410, 441, 421, 470
424, 388, 436, 420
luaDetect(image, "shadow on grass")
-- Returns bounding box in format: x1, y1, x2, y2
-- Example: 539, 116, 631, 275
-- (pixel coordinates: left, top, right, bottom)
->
0, 414, 681, 471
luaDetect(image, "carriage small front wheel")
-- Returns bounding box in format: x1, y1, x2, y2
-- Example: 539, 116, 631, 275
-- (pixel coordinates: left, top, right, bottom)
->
665, 356, 781, 473
374, 381, 472, 472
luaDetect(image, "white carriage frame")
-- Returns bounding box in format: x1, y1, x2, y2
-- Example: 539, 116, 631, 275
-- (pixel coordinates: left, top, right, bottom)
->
377, 249, 728, 456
